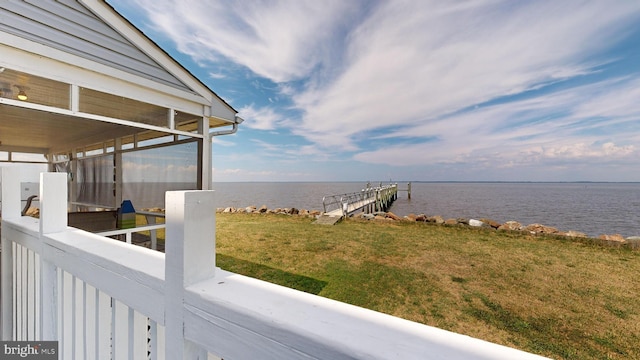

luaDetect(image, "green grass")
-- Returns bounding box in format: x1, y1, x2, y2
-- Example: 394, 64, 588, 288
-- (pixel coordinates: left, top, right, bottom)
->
215, 213, 640, 360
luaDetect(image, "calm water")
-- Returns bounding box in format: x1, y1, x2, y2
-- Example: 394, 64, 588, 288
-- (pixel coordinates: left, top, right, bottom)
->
211, 182, 640, 238
15, 181, 638, 237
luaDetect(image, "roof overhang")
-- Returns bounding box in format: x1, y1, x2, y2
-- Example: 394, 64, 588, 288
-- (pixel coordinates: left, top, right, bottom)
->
1, 0, 239, 159
0, 46, 236, 157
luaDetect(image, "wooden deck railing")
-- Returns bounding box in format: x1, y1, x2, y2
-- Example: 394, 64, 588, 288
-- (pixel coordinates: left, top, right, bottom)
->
0, 168, 549, 359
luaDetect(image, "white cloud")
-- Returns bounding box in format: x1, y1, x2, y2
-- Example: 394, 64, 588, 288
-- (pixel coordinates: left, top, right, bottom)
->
215, 168, 242, 175
247, 139, 329, 162
351, 74, 640, 167
208, 72, 226, 80
351, 75, 640, 168
293, 0, 640, 150
213, 167, 312, 181
211, 137, 236, 147
573, 77, 640, 120
114, 0, 640, 180
354, 139, 638, 169
238, 104, 285, 130
125, 0, 360, 82
121, 0, 640, 145
541, 142, 635, 160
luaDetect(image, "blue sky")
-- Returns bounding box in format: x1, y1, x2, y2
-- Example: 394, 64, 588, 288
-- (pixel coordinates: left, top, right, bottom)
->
109, 0, 640, 182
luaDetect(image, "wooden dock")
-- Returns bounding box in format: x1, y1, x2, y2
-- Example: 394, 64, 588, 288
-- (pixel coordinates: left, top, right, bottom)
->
318, 183, 402, 223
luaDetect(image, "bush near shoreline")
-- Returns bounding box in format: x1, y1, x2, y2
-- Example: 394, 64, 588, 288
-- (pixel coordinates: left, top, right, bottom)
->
214, 205, 640, 250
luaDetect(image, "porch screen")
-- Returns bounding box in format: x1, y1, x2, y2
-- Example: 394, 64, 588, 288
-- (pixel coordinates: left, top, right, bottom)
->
76, 155, 115, 208
122, 142, 198, 209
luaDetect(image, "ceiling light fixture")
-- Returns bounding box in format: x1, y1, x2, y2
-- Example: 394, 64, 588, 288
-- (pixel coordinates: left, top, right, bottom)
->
17, 90, 28, 101
14, 85, 28, 101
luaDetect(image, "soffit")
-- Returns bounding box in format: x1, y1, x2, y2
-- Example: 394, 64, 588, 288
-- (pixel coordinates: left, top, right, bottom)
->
0, 67, 232, 155
0, 105, 143, 153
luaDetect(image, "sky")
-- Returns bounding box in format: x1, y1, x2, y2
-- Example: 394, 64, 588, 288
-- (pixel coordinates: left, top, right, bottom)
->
108, 0, 640, 182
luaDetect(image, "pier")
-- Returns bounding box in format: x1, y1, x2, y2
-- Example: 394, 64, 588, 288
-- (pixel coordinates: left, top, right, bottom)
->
320, 183, 401, 222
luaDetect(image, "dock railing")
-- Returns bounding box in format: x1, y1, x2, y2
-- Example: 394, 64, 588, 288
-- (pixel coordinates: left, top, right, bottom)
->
1, 168, 548, 360
322, 183, 398, 217
321, 190, 367, 215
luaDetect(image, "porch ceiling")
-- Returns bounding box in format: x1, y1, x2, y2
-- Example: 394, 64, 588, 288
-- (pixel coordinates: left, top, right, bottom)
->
0, 104, 143, 154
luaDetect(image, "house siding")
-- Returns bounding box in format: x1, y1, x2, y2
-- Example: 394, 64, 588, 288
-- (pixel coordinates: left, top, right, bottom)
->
0, 0, 195, 93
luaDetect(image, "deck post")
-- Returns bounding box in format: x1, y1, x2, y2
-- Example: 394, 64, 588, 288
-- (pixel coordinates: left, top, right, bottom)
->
165, 190, 216, 359
39, 173, 67, 341
1, 167, 21, 219
39, 173, 68, 235
198, 117, 212, 190
1, 167, 21, 340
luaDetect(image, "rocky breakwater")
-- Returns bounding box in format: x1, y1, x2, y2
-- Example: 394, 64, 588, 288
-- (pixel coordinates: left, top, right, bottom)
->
208, 205, 639, 250
353, 211, 640, 250
216, 205, 322, 218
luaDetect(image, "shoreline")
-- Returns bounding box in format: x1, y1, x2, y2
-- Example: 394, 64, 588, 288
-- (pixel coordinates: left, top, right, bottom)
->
213, 205, 640, 249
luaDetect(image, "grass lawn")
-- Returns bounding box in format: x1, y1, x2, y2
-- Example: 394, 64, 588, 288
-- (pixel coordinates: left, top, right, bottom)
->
215, 212, 640, 360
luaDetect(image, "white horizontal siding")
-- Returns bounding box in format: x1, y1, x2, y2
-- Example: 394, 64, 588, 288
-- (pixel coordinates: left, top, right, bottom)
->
0, 0, 194, 93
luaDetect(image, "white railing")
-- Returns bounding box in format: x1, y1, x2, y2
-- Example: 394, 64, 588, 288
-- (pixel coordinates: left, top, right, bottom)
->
0, 168, 549, 359
322, 183, 398, 216
97, 223, 165, 249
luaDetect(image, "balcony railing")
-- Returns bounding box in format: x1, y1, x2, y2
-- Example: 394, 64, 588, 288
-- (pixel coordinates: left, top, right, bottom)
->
0, 168, 549, 359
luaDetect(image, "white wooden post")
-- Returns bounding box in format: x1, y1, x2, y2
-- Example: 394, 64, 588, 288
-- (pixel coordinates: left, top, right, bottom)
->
39, 173, 68, 234
165, 191, 216, 359
0, 166, 21, 219
39, 173, 68, 341
147, 215, 158, 250
1, 166, 21, 340
198, 117, 212, 190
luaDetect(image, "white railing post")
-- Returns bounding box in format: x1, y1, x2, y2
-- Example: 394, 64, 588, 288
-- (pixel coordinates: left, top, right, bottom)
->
1, 166, 21, 340
165, 191, 216, 359
0, 166, 21, 219
39, 172, 68, 341
39, 173, 68, 235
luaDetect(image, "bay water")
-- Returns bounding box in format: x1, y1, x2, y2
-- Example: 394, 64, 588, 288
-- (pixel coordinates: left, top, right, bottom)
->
210, 182, 640, 238
92, 181, 639, 239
